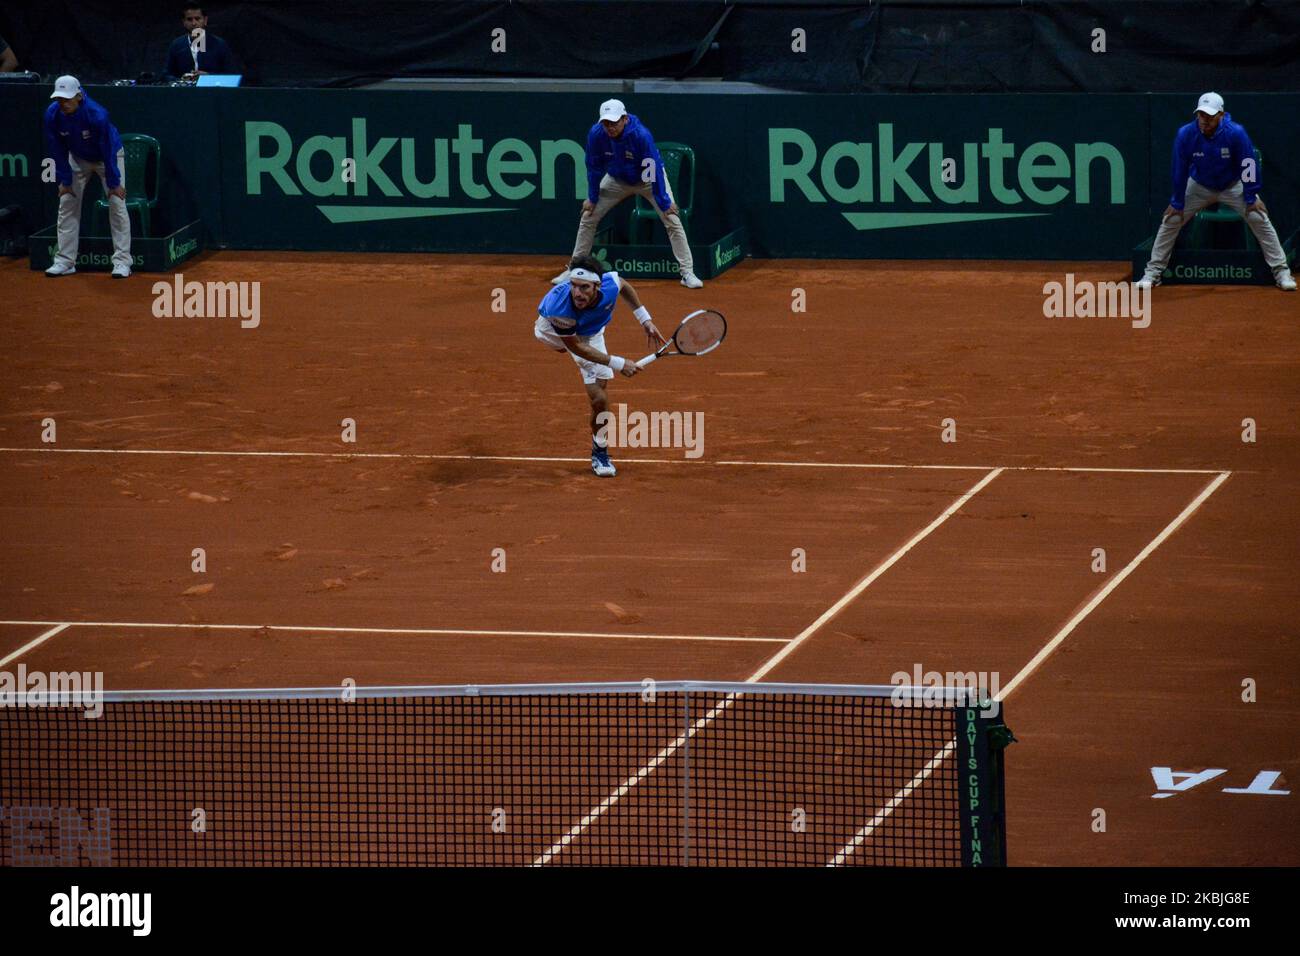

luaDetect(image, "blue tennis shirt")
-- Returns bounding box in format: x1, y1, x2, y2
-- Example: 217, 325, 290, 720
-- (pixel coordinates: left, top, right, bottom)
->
538, 273, 622, 337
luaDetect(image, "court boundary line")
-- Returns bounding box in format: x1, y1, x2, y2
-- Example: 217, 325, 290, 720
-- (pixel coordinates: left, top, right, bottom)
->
826, 469, 1233, 866
0, 621, 785, 658
532, 467, 1004, 865
0, 623, 74, 670
0, 446, 1226, 475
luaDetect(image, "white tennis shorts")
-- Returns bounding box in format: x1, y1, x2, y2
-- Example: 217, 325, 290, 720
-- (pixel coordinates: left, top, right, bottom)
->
534, 316, 614, 384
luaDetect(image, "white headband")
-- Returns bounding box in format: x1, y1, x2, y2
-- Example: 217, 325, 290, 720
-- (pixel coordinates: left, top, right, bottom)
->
569, 268, 601, 283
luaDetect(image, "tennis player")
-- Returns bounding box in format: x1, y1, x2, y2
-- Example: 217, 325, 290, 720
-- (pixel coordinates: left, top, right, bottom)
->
535, 255, 666, 477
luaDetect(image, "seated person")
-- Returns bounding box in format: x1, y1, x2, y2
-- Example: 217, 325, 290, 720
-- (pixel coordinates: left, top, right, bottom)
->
0, 34, 20, 72
165, 4, 235, 80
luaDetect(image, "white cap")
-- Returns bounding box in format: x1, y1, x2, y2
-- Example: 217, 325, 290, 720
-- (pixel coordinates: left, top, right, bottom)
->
598, 98, 627, 123
1194, 92, 1224, 117
50, 75, 82, 100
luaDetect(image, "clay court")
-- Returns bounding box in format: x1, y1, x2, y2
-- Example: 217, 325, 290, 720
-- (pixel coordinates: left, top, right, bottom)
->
1, 252, 1297, 865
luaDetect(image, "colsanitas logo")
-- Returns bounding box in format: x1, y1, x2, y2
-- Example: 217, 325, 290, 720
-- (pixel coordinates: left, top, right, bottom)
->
770, 125, 1125, 231
615, 255, 680, 276
714, 240, 742, 269
47, 245, 144, 268
167, 235, 199, 264
245, 120, 587, 224
1172, 264, 1255, 279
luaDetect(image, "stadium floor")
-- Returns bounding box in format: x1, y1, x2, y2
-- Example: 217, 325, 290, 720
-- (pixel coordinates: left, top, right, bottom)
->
0, 251, 1296, 866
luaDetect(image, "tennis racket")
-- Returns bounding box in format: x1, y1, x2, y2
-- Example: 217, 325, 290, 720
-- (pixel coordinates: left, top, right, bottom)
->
636, 308, 727, 368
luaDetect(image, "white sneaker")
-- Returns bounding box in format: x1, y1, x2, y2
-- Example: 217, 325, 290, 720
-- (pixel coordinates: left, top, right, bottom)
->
111, 263, 131, 279
1276, 270, 1296, 292
1135, 275, 1159, 291
550, 268, 571, 285
679, 271, 703, 289
45, 261, 76, 277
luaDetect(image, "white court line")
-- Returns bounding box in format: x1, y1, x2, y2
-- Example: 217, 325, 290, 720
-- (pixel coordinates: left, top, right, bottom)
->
825, 740, 958, 868
0, 623, 73, 669
532, 467, 1004, 865
748, 467, 1005, 682
721, 461, 1224, 476
827, 469, 1233, 866
996, 469, 1232, 700
0, 620, 782, 644
0, 446, 1224, 475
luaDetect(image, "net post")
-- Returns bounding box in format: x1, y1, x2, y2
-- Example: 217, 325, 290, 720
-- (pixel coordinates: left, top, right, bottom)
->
955, 695, 1015, 867
682, 688, 691, 867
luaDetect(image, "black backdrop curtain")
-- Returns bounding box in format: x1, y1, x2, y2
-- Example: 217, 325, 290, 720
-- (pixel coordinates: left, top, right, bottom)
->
2, 1, 1296, 91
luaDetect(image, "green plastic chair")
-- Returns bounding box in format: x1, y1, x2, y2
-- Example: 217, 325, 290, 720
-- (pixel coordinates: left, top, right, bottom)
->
1187, 148, 1261, 252
94, 134, 161, 237
629, 142, 695, 244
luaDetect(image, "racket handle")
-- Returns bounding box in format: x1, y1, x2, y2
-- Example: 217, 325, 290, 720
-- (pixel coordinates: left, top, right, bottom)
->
636, 353, 659, 369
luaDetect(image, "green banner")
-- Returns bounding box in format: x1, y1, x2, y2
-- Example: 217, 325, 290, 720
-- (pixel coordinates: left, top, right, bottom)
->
750, 94, 1148, 259
4, 85, 1297, 262
591, 228, 746, 280
28, 219, 204, 272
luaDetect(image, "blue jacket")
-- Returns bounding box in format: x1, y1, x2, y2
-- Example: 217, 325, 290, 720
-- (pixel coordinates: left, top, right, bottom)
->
165, 32, 234, 78
585, 115, 672, 211
1169, 113, 1260, 209
43, 94, 125, 190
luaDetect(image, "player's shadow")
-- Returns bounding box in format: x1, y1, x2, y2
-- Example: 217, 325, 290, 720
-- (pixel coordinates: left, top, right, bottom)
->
417, 457, 491, 487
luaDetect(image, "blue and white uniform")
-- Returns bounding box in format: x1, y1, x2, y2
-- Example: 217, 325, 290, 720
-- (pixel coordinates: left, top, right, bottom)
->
1140, 93, 1292, 288
534, 272, 623, 383
43, 78, 133, 275
44, 93, 124, 191
585, 115, 672, 213
561, 99, 699, 287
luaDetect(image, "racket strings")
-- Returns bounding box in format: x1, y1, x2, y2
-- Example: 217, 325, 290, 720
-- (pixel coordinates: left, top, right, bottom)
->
675, 311, 726, 355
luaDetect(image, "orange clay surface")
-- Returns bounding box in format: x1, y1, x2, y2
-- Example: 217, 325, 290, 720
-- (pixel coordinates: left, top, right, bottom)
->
1, 252, 1296, 865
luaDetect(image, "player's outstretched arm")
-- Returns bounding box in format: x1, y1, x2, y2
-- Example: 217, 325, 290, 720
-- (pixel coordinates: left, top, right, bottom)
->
618, 277, 644, 310
560, 335, 639, 377
618, 279, 667, 348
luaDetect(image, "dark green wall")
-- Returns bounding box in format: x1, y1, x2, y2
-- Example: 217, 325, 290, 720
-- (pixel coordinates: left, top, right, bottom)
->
3, 86, 1297, 260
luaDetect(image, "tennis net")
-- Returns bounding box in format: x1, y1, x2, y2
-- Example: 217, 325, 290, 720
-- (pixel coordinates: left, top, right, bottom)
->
0, 681, 1011, 867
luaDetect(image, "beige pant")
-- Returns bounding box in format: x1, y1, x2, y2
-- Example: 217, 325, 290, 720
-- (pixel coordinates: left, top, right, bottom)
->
1143, 180, 1288, 279
571, 173, 693, 274
55, 149, 132, 269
